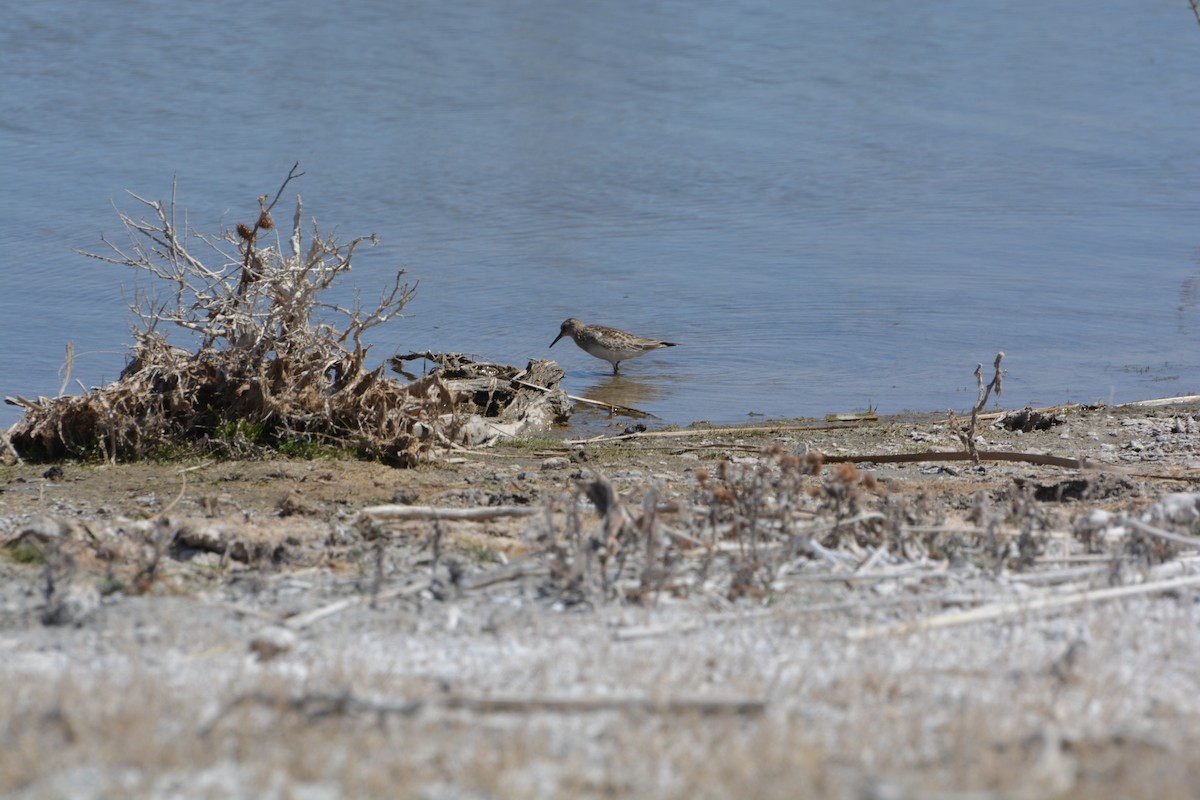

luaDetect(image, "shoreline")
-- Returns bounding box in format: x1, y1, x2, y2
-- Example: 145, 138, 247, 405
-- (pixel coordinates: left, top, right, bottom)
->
2, 398, 1200, 797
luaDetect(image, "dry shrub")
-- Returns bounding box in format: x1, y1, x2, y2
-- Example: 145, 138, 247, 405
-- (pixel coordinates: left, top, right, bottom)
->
534, 444, 902, 606
8, 165, 460, 465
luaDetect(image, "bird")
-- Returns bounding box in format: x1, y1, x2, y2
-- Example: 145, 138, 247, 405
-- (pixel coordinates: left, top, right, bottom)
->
549, 318, 679, 374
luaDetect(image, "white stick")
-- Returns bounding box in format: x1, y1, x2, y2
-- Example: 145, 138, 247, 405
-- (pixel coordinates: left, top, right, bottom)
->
284, 578, 432, 630
1124, 517, 1200, 549
359, 505, 539, 521
847, 572, 1200, 640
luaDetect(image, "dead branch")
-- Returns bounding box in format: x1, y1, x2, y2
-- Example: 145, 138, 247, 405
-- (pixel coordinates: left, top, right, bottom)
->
443, 693, 766, 716
198, 689, 423, 737
952, 352, 1004, 464
847, 572, 1200, 640
283, 577, 434, 630
824, 449, 1121, 471
358, 505, 540, 522
237, 162, 304, 294
200, 687, 764, 738
9, 168, 465, 464
1123, 517, 1200, 549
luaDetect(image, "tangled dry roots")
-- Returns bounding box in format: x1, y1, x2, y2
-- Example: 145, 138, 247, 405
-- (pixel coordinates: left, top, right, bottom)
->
7, 166, 461, 466
10, 331, 460, 466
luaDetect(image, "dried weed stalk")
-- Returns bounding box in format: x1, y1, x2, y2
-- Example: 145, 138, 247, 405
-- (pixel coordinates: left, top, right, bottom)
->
685, 445, 934, 598
950, 351, 1005, 464
9, 165, 460, 465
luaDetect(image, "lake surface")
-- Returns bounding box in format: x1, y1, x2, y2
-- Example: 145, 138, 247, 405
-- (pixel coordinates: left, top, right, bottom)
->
3, 1, 1199, 434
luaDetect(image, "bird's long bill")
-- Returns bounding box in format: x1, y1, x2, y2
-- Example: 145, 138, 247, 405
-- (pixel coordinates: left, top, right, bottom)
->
549, 332, 565, 348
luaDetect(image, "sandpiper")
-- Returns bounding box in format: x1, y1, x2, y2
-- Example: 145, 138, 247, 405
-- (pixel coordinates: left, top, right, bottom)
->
549, 318, 679, 374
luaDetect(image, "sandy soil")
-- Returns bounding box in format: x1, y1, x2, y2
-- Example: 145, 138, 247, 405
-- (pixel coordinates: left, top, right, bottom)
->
2, 400, 1200, 799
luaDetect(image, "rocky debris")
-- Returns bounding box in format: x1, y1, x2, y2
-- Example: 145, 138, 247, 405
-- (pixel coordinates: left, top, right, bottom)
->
391, 486, 421, 505
1013, 472, 1136, 503
4, 514, 79, 548
278, 492, 321, 518
394, 353, 572, 446
40, 579, 100, 627
999, 407, 1064, 432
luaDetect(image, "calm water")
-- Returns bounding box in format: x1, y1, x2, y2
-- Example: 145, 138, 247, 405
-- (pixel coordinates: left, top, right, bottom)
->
3, 1, 1199, 433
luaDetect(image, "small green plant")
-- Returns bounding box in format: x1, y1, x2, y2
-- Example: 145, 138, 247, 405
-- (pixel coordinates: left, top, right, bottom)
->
466, 543, 502, 564
214, 417, 266, 445
506, 436, 566, 451
97, 576, 125, 596
7, 542, 46, 565
276, 435, 349, 460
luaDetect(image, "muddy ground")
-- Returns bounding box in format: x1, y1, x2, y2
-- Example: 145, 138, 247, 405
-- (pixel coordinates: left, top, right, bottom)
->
2, 400, 1200, 799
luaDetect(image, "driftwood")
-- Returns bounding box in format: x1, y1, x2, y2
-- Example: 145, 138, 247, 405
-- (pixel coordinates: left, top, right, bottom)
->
847, 572, 1200, 640
1124, 517, 1200, 549
393, 354, 571, 445
359, 504, 539, 522
826, 450, 1112, 471
200, 688, 765, 736
282, 578, 434, 630
443, 694, 766, 716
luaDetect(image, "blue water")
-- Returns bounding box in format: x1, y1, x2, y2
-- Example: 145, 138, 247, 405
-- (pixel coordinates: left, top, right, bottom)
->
2, 1, 1199, 433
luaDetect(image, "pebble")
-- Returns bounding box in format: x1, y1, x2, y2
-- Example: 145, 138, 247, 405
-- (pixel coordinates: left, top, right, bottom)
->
392, 487, 420, 505
249, 626, 297, 661
42, 581, 100, 627
15, 514, 74, 543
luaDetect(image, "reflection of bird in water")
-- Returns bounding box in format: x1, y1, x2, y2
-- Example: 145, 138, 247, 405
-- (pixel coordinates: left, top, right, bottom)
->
550, 318, 678, 374
578, 372, 668, 414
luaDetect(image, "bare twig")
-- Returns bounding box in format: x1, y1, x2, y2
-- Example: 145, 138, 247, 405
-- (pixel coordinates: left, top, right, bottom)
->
952, 352, 1004, 464
237, 162, 305, 295
200, 688, 764, 738
57, 342, 74, 397
847, 572, 1200, 640
156, 470, 189, 518
283, 577, 433, 630
444, 694, 766, 716
824, 449, 1121, 472
359, 505, 540, 522
1123, 517, 1200, 549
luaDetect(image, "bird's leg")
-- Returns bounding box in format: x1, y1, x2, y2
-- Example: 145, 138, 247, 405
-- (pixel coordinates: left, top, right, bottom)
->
612, 363, 621, 375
